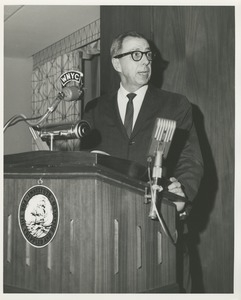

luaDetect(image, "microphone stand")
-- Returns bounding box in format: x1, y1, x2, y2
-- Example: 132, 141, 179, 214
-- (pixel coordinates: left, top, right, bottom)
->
4, 87, 84, 150
148, 145, 163, 219
3, 91, 65, 133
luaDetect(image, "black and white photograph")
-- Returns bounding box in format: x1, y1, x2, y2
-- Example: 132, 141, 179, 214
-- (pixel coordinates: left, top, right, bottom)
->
2, 1, 240, 298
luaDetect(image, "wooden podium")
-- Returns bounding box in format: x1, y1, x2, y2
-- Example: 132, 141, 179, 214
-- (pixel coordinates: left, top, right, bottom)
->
4, 151, 178, 293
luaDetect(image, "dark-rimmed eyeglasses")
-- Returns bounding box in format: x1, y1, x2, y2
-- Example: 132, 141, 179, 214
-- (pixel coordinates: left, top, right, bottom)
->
113, 50, 155, 61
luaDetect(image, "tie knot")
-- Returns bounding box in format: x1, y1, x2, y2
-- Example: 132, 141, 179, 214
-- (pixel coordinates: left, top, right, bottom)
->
127, 93, 136, 102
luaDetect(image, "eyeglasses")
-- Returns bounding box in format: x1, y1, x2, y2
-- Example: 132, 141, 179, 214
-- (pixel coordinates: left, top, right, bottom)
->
114, 50, 155, 61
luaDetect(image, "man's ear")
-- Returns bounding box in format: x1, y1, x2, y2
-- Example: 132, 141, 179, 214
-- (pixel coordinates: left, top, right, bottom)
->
112, 58, 122, 72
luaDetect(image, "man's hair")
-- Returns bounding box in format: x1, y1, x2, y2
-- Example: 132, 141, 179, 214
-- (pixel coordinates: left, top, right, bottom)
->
110, 31, 148, 58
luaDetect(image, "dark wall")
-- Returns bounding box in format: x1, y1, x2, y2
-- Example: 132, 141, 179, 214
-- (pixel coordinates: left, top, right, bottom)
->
100, 6, 235, 293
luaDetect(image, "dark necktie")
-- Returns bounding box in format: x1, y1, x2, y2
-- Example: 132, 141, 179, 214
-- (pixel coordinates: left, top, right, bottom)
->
124, 93, 136, 137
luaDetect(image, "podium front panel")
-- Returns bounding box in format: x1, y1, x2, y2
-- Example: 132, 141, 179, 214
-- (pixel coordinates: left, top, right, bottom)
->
4, 153, 177, 293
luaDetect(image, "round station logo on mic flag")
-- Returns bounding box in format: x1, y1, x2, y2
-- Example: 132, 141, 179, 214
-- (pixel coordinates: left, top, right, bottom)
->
18, 185, 59, 248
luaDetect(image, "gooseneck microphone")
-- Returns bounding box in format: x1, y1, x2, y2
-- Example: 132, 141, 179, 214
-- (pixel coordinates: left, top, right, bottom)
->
3, 82, 90, 151
3, 86, 83, 132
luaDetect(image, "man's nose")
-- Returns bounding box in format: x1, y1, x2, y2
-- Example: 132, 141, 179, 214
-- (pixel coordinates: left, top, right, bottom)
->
141, 53, 151, 65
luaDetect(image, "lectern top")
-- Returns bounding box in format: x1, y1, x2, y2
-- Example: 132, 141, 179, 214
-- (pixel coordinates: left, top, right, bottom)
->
4, 151, 148, 187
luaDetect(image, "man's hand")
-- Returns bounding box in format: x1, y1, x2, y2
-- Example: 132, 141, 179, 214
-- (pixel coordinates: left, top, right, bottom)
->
167, 177, 185, 197
167, 177, 186, 212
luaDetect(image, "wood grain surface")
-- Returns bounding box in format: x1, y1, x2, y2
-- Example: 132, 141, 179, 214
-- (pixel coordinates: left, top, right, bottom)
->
100, 6, 234, 293
4, 170, 177, 293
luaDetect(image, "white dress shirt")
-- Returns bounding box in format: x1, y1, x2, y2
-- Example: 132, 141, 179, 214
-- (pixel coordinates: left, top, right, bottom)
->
117, 84, 148, 130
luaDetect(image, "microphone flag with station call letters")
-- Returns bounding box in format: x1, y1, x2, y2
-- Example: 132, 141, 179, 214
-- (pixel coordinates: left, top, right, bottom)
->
60, 70, 83, 87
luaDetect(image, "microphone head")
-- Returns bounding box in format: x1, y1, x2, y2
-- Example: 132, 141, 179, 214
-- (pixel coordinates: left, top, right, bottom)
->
147, 118, 176, 159
36, 120, 91, 141
75, 120, 91, 138
62, 86, 82, 101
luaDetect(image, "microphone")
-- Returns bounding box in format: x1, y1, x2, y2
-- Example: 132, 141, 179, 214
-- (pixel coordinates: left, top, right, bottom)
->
148, 118, 176, 160
34, 120, 91, 141
4, 86, 83, 131
147, 118, 176, 219
61, 86, 82, 101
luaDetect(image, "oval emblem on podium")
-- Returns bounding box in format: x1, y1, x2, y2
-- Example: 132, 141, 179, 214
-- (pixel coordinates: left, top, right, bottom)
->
18, 185, 59, 248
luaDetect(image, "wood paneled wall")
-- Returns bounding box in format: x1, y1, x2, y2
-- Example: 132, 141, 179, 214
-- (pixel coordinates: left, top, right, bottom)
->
100, 6, 235, 293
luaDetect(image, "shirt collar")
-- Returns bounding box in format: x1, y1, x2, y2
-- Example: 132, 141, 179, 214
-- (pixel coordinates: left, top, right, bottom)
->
119, 83, 148, 99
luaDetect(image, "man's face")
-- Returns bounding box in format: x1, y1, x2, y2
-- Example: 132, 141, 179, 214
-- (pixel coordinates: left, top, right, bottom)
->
112, 36, 152, 92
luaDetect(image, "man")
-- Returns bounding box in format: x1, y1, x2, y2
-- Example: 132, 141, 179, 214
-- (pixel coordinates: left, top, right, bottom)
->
82, 31, 203, 292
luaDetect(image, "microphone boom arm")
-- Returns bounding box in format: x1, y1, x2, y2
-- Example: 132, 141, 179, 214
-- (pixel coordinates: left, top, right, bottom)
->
3, 86, 82, 133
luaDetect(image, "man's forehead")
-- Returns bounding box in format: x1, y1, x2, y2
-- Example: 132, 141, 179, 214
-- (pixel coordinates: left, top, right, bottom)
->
122, 36, 150, 50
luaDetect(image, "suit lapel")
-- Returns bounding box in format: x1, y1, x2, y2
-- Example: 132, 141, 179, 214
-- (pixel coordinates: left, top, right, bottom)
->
131, 86, 160, 138
106, 92, 129, 138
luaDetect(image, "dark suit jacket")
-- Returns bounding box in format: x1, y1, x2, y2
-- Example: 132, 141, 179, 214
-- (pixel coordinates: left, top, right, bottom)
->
82, 84, 203, 202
